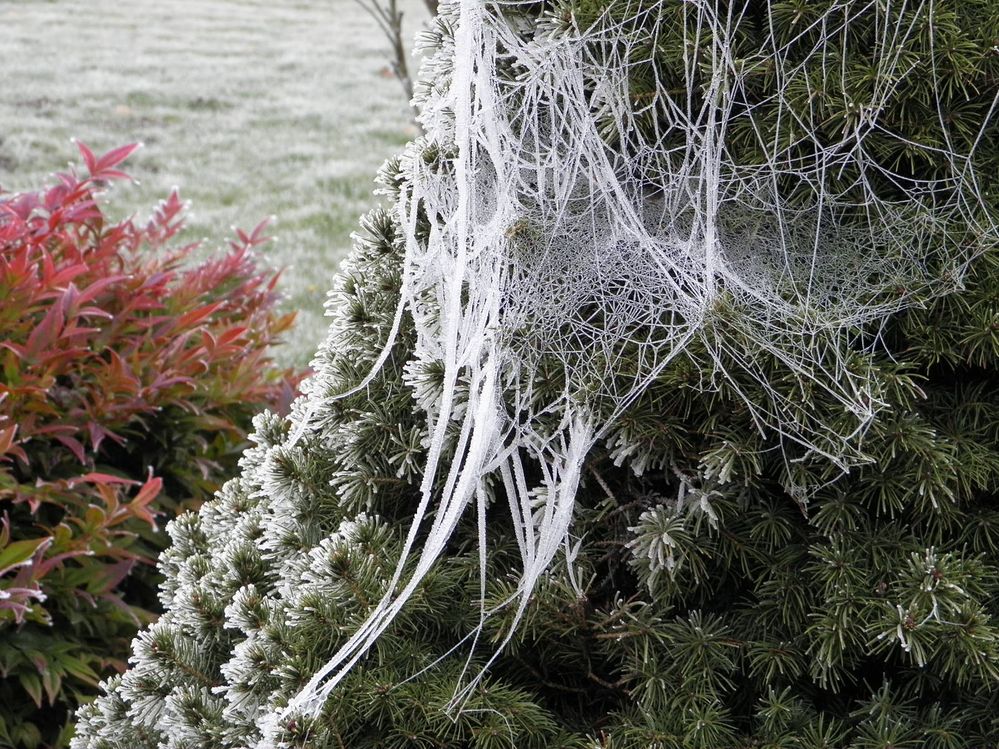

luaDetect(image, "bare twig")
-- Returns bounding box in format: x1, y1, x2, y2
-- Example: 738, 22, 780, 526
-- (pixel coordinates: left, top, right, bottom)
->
352, 0, 421, 127
588, 464, 618, 505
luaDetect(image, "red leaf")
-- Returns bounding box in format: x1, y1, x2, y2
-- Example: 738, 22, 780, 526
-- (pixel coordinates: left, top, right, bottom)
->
176, 301, 223, 329
93, 168, 130, 182
75, 140, 97, 175
216, 326, 248, 347
0, 342, 28, 361
200, 329, 217, 353
0, 425, 17, 456
87, 421, 108, 453
54, 435, 86, 464
77, 274, 129, 305
93, 143, 141, 176
25, 295, 67, 358
46, 261, 90, 289
128, 473, 163, 530
33, 548, 93, 578
76, 306, 114, 320
77, 472, 139, 486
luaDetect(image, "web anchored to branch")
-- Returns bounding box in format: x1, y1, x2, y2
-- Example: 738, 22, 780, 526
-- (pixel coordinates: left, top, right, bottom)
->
281, 0, 997, 726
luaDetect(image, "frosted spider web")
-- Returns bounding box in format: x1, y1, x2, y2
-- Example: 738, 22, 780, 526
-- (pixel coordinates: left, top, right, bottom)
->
280, 0, 996, 726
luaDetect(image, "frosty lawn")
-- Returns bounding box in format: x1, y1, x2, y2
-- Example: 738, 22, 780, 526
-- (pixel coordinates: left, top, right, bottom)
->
0, 0, 428, 366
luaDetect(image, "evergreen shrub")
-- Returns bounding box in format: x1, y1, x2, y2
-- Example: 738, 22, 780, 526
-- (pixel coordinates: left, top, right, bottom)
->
75, 1, 999, 748
0, 143, 302, 748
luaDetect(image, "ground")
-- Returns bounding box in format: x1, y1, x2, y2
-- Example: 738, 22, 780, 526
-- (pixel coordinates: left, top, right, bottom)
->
0, 0, 428, 365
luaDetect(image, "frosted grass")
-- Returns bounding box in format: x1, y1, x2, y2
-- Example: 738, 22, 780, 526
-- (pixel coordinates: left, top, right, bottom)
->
0, 0, 428, 365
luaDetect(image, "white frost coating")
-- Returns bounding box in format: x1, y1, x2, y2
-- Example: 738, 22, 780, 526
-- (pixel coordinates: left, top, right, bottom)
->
280, 0, 996, 727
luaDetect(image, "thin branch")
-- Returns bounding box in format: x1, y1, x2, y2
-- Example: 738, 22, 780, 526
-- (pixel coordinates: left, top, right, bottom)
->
351, 0, 421, 127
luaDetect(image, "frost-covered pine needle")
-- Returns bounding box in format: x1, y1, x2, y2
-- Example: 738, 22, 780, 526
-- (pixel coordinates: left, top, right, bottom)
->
282, 0, 997, 725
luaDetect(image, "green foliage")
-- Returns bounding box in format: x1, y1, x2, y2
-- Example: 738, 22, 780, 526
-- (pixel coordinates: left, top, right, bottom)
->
73, 1, 999, 748
0, 144, 303, 748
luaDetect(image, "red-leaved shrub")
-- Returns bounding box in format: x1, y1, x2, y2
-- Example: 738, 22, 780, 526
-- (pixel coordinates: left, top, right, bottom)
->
0, 143, 304, 748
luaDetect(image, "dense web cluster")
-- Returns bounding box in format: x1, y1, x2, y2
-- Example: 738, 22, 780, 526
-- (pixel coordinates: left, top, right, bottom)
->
288, 0, 996, 719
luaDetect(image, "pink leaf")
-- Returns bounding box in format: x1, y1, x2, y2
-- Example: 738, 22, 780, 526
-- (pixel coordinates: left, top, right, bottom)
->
75, 140, 97, 175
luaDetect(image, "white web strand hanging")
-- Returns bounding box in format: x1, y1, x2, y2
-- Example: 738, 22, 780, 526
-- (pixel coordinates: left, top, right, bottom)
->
279, 0, 997, 726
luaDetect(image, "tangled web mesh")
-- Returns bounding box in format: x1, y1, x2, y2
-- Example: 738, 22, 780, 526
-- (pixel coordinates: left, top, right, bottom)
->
285, 0, 997, 721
